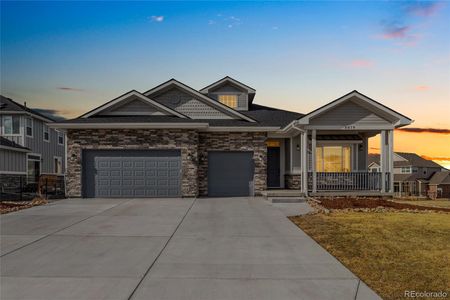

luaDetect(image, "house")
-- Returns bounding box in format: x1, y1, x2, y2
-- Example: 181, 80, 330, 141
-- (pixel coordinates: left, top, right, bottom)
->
51, 77, 412, 198
428, 171, 450, 199
368, 152, 444, 197
0, 96, 66, 185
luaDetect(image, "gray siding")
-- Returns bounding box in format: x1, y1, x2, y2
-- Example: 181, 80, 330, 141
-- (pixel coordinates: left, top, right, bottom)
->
310, 98, 392, 127
24, 117, 66, 174
207, 83, 249, 111
0, 149, 27, 173
154, 88, 233, 119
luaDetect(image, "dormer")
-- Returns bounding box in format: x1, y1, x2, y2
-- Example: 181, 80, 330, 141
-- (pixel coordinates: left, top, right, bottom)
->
199, 76, 256, 111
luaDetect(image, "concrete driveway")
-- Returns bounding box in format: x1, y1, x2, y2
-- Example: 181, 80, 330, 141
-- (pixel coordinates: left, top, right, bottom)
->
0, 197, 379, 300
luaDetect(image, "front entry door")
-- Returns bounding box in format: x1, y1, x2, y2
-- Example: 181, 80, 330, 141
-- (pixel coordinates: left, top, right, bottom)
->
267, 147, 281, 188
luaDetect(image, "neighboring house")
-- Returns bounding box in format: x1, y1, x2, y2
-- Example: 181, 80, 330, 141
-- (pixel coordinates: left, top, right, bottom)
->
428, 171, 450, 199
51, 76, 412, 198
368, 152, 445, 197
0, 96, 66, 184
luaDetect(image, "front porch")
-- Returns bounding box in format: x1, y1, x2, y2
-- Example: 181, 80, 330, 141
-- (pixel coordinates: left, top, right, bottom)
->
266, 128, 394, 196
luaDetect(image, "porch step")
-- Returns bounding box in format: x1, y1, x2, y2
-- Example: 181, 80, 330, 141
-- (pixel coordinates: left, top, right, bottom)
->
261, 190, 306, 203
268, 197, 306, 203
261, 190, 305, 197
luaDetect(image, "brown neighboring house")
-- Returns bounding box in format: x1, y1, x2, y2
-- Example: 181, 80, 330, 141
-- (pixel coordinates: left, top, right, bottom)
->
428, 171, 450, 199
368, 152, 445, 197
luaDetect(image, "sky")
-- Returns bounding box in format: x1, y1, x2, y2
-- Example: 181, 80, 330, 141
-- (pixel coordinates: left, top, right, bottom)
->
1, 1, 449, 167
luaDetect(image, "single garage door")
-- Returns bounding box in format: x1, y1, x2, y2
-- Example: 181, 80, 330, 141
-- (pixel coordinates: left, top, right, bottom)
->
208, 151, 254, 197
82, 150, 181, 198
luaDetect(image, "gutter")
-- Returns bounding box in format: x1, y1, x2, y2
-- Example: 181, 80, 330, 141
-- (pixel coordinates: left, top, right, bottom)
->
48, 123, 210, 129
0, 145, 31, 153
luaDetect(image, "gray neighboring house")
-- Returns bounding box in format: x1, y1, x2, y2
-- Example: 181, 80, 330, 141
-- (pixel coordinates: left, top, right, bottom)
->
368, 152, 445, 197
0, 96, 66, 183
51, 76, 412, 198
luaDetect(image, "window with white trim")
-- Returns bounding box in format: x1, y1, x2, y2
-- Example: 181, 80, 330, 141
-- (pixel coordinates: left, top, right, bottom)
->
315, 146, 352, 172
58, 131, 64, 145
54, 157, 62, 174
2, 115, 20, 135
218, 95, 238, 108
26, 117, 33, 137
43, 124, 50, 142
401, 167, 411, 173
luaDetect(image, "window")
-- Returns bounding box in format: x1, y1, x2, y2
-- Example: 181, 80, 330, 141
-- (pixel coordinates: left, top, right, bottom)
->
58, 131, 64, 145
26, 117, 33, 137
2, 115, 20, 135
316, 146, 351, 172
218, 95, 238, 108
54, 157, 62, 174
401, 167, 411, 173
43, 124, 50, 142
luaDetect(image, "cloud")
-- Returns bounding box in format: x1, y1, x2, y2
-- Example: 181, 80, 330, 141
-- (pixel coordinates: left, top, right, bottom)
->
57, 87, 84, 92
150, 16, 164, 22
377, 2, 445, 46
405, 2, 445, 17
421, 155, 450, 161
396, 127, 450, 134
414, 85, 430, 91
209, 14, 242, 29
32, 108, 67, 121
381, 23, 411, 40
349, 59, 374, 68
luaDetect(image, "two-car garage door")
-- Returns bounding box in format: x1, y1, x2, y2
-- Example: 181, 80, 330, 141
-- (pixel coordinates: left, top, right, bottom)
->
82, 149, 255, 198
82, 150, 181, 198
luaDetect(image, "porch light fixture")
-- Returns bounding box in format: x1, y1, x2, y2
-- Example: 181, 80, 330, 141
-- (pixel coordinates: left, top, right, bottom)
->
296, 144, 300, 151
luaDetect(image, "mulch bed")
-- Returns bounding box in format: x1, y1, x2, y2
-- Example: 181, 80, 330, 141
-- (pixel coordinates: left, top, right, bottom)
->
318, 198, 450, 213
0, 198, 47, 214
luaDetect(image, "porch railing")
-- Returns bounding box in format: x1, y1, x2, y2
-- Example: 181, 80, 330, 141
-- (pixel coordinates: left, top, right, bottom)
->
307, 172, 390, 192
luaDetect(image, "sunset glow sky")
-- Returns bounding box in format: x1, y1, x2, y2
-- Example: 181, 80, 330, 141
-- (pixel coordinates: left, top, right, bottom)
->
1, 1, 449, 168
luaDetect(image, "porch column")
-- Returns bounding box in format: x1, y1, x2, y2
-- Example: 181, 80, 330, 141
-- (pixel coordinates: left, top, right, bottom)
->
380, 130, 386, 193
388, 129, 394, 193
311, 129, 317, 193
301, 130, 308, 195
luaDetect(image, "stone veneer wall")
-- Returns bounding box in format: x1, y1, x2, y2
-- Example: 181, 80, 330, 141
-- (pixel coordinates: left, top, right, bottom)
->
285, 174, 301, 189
66, 129, 199, 197
198, 132, 267, 196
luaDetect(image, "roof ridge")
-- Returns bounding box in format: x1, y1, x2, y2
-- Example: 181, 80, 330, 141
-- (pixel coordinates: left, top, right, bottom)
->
1, 95, 56, 122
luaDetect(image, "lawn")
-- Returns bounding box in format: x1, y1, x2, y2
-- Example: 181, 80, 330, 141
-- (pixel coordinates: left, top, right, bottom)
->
394, 199, 450, 209
290, 212, 450, 300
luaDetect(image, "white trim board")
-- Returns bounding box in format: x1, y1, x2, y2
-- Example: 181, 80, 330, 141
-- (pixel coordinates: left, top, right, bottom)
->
144, 79, 257, 123
80, 90, 188, 119
0, 171, 27, 175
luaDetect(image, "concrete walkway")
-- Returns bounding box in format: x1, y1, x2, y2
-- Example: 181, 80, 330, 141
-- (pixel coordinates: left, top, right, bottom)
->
0, 197, 380, 300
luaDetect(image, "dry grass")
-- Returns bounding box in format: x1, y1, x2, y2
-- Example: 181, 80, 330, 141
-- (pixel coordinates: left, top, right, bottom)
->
394, 199, 450, 209
289, 212, 450, 300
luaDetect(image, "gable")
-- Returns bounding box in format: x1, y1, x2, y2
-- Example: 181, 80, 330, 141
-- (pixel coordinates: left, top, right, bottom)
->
98, 97, 164, 116
309, 98, 393, 127
207, 82, 249, 111
144, 79, 256, 122
296, 91, 412, 129
153, 87, 234, 119
80, 91, 187, 119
